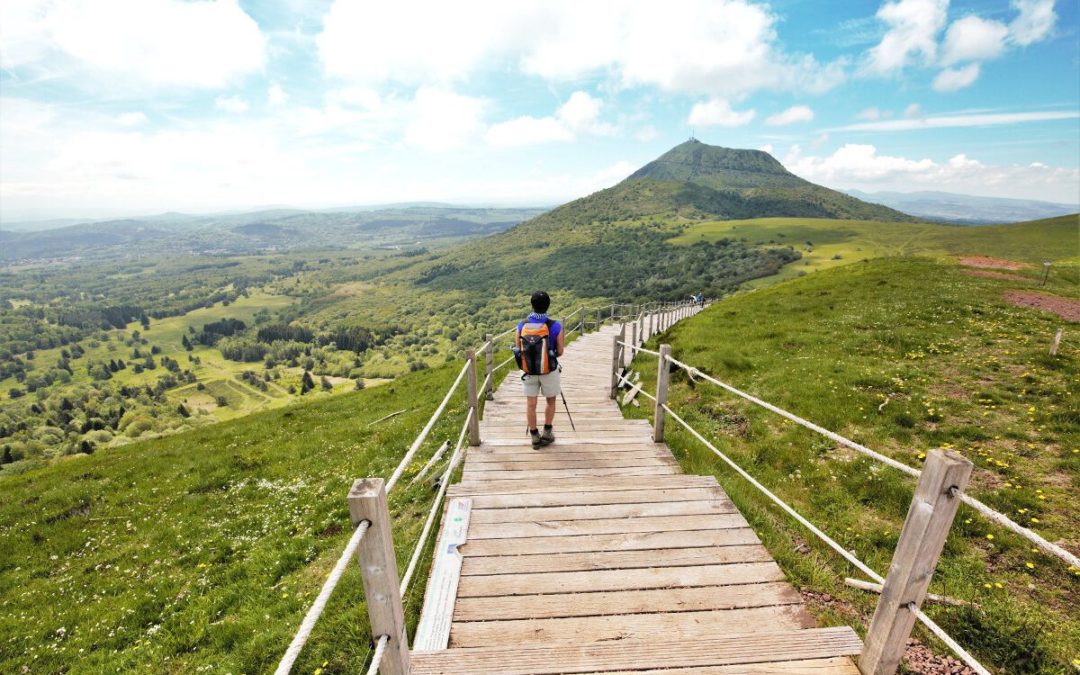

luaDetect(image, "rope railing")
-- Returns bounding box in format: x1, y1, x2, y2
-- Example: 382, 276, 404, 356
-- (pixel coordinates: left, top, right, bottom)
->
365, 634, 389, 675
616, 341, 661, 357
658, 402, 991, 675
663, 355, 1080, 569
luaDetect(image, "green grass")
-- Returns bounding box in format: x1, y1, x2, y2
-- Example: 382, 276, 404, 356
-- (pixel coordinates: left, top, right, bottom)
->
623, 257, 1079, 672
670, 214, 1079, 286
0, 358, 520, 673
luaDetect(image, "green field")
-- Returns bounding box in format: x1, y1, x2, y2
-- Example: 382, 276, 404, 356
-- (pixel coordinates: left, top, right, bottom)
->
625, 257, 1078, 672
670, 214, 1079, 285
0, 357, 522, 673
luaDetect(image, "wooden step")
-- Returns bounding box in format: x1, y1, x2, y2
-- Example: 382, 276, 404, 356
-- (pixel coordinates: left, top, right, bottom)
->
410, 626, 862, 674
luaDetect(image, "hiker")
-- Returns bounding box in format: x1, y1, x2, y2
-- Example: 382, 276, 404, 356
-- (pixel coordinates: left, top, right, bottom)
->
512, 291, 565, 448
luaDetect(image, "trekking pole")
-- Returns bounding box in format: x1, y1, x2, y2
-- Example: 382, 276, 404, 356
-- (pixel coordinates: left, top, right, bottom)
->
560, 390, 576, 431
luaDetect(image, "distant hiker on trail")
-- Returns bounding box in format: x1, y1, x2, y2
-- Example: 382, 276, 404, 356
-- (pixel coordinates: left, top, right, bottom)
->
512, 291, 565, 449
695, 291, 705, 306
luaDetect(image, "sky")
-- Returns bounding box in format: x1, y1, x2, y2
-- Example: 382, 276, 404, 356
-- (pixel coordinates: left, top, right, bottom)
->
1, 0, 1078, 222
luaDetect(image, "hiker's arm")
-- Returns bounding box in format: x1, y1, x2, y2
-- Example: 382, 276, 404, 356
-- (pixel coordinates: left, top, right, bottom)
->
556, 328, 565, 356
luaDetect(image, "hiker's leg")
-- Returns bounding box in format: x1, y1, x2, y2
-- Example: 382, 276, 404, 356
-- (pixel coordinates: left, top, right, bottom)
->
544, 396, 556, 425
526, 396, 538, 429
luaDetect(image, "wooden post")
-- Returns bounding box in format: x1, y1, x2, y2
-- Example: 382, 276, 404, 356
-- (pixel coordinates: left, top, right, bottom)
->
859, 449, 973, 675
578, 306, 584, 333
653, 344, 672, 442
484, 333, 494, 401
648, 310, 654, 339
611, 304, 616, 320
629, 321, 637, 361
348, 479, 411, 675
610, 333, 622, 399
596, 307, 602, 331
465, 349, 480, 446
1050, 328, 1063, 356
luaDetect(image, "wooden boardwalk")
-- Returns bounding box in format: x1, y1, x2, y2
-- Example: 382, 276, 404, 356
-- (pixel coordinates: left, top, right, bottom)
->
412, 322, 862, 673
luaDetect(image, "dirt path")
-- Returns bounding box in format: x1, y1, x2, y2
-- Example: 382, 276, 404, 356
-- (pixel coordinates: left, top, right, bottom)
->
958, 256, 1030, 270
1004, 290, 1080, 322
963, 269, 1029, 282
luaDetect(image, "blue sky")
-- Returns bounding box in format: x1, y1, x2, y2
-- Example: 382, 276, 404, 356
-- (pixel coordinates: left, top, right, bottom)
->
1, 0, 1077, 221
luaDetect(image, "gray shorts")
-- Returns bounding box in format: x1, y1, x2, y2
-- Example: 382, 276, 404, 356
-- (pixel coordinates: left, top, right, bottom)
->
523, 369, 561, 398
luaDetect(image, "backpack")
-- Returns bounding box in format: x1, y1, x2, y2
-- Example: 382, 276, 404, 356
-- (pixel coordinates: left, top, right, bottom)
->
515, 319, 557, 375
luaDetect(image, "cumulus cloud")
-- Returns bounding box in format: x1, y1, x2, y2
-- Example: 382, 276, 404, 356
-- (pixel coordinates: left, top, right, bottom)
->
941, 16, 1008, 65
688, 99, 756, 127
765, 105, 814, 126
1009, 0, 1056, 45
268, 84, 288, 106
2, 0, 265, 88
861, 0, 948, 75
316, 0, 845, 96
784, 143, 1079, 203
404, 87, 487, 152
904, 103, 923, 118
115, 112, 148, 127
855, 107, 886, 121
486, 91, 612, 147
932, 63, 981, 91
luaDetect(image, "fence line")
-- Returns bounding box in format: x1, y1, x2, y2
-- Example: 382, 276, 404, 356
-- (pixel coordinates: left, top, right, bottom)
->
662, 355, 1079, 568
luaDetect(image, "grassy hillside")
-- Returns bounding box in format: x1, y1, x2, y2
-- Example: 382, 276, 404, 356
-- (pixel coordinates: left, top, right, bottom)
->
0, 360, 502, 673
670, 214, 1079, 285
625, 257, 1078, 672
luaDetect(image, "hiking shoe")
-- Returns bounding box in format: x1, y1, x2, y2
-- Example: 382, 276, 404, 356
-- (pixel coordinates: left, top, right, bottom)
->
540, 427, 555, 446
530, 430, 543, 449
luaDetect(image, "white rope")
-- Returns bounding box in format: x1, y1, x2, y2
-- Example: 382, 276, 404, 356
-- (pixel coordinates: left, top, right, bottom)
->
660, 403, 884, 583
491, 325, 517, 341
366, 634, 389, 675
496, 355, 515, 370
385, 361, 470, 493
617, 341, 660, 357
914, 607, 992, 675
664, 355, 1080, 568
273, 521, 371, 675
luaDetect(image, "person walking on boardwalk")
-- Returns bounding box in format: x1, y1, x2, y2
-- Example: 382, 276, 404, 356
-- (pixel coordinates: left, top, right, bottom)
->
512, 291, 565, 449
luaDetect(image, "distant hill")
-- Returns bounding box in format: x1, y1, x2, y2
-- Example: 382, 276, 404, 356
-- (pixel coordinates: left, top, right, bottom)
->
542, 140, 913, 224
846, 189, 1080, 225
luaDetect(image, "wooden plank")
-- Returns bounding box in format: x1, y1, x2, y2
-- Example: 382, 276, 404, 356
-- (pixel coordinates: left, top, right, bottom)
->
446, 613, 834, 651
461, 544, 771, 575
461, 466, 679, 481
599, 657, 861, 674
461, 527, 762, 556
468, 513, 747, 539
467, 486, 727, 509
413, 498, 472, 651
450, 475, 716, 496
468, 442, 670, 456
468, 499, 736, 524
457, 561, 784, 597
453, 581, 800, 620
466, 449, 670, 464
464, 456, 677, 471
413, 628, 861, 674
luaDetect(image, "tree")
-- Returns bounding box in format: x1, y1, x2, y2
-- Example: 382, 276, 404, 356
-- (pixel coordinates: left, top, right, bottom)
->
215, 396, 228, 407
300, 371, 315, 395
320, 376, 333, 391
182, 335, 193, 351
1, 446, 13, 464
177, 403, 190, 418
79, 440, 94, 455
354, 379, 365, 391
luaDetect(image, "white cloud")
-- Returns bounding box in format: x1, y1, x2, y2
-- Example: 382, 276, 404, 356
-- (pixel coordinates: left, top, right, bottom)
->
268, 84, 288, 106
941, 16, 1008, 65
1009, 0, 1056, 45
861, 0, 948, 75
634, 126, 659, 142
832, 109, 1078, 132
404, 87, 487, 152
115, 112, 148, 127
784, 143, 1079, 202
932, 63, 981, 91
856, 107, 884, 121
316, 0, 845, 96
904, 103, 923, 118
758, 143, 774, 154
688, 99, 756, 127
486, 91, 611, 147
215, 95, 250, 114
4, 0, 265, 88
765, 105, 814, 126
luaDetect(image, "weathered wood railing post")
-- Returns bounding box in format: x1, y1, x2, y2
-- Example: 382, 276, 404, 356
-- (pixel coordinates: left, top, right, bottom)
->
596, 307, 602, 331
629, 321, 637, 362
648, 309, 654, 338
348, 479, 411, 675
859, 449, 973, 675
610, 331, 622, 399
484, 333, 494, 401
653, 344, 671, 442
611, 304, 616, 320
578, 305, 584, 333
465, 348, 480, 446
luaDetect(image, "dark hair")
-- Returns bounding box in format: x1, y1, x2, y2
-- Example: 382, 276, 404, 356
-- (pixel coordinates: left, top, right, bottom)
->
530, 290, 551, 313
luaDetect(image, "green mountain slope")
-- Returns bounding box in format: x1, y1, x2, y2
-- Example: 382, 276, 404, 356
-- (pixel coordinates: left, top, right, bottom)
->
626, 257, 1078, 672
0, 363, 473, 673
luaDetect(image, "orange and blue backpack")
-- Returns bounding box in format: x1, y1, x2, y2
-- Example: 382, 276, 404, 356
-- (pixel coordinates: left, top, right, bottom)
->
515, 318, 558, 375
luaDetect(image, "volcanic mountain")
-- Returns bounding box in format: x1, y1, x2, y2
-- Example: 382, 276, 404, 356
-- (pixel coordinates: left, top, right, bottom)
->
541, 139, 912, 224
